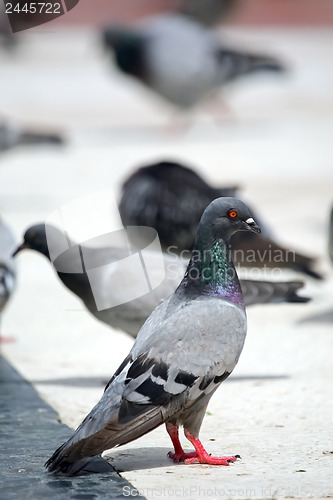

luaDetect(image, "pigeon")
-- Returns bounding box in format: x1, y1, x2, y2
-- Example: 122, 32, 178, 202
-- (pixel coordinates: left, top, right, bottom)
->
329, 204, 333, 265
0, 217, 16, 342
0, 120, 64, 152
119, 160, 322, 279
179, 0, 239, 27
13, 223, 309, 337
13, 223, 184, 337
102, 13, 284, 110
45, 197, 260, 474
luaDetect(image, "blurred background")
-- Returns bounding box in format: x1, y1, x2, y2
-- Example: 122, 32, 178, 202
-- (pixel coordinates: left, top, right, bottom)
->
0, 0, 333, 494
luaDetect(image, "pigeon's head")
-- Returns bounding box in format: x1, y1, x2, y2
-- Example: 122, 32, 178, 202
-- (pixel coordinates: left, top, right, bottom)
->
199, 197, 261, 241
12, 224, 49, 258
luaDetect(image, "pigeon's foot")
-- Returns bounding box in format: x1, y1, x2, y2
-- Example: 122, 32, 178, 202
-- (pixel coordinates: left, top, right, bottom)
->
167, 450, 198, 463
166, 422, 197, 463
184, 429, 240, 466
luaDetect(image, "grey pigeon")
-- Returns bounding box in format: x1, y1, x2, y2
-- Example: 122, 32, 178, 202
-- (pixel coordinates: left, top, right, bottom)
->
0, 120, 64, 152
102, 13, 284, 110
329, 204, 333, 265
13, 223, 309, 337
45, 197, 260, 474
0, 218, 16, 342
119, 160, 322, 279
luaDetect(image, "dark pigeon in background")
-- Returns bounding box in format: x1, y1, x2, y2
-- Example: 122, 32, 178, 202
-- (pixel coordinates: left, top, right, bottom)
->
0, 120, 64, 152
13, 223, 183, 338
45, 197, 260, 474
13, 223, 309, 339
119, 160, 321, 279
102, 13, 285, 110
0, 217, 16, 342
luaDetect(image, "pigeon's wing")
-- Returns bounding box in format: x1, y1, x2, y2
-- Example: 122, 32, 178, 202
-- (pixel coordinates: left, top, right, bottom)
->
53, 235, 185, 336
95, 254, 185, 336
241, 279, 310, 306
45, 297, 246, 475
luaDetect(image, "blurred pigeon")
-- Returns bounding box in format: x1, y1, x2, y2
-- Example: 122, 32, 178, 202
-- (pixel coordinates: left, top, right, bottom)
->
45, 197, 260, 474
0, 5, 16, 50
329, 204, 333, 265
0, 217, 16, 342
240, 279, 309, 306
119, 160, 321, 279
13, 223, 184, 337
102, 13, 284, 110
14, 222, 309, 339
179, 0, 240, 27
0, 120, 64, 152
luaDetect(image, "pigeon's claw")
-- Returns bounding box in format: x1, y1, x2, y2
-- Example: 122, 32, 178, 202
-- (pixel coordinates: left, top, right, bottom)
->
184, 453, 239, 465
183, 429, 240, 466
166, 422, 197, 463
168, 450, 197, 463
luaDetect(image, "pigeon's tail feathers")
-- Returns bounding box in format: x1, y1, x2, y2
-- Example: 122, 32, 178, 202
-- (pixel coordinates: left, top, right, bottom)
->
282, 281, 310, 303
217, 48, 285, 82
294, 264, 322, 280
243, 53, 285, 74
20, 131, 64, 146
45, 405, 165, 475
241, 279, 310, 306
291, 250, 322, 280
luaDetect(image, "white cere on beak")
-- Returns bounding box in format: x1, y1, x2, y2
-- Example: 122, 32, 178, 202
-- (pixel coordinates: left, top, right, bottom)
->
246, 217, 255, 225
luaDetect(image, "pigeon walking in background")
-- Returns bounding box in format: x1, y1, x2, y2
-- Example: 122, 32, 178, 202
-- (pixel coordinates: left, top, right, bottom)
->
0, 217, 16, 342
13, 223, 309, 337
329, 204, 333, 265
119, 160, 321, 279
102, 13, 284, 110
0, 120, 64, 152
45, 197, 260, 474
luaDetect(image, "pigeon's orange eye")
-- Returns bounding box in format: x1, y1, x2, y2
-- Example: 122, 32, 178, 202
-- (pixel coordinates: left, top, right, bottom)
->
228, 209, 238, 219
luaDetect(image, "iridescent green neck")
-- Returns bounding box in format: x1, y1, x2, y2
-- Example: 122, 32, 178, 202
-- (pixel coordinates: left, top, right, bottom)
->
183, 239, 243, 305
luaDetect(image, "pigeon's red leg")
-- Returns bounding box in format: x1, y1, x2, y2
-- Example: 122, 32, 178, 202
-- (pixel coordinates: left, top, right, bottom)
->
183, 429, 240, 465
166, 422, 197, 463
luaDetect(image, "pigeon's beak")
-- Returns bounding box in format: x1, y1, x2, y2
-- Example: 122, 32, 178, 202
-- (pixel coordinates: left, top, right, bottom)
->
244, 217, 261, 234
12, 242, 28, 257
